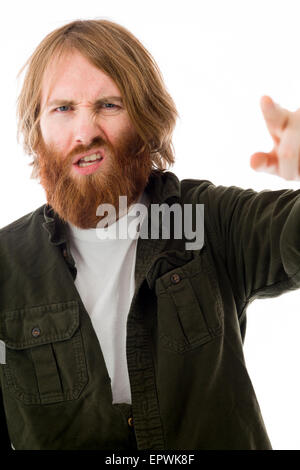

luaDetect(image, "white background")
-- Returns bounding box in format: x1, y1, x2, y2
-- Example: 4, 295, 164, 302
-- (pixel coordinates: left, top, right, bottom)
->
1, 0, 300, 449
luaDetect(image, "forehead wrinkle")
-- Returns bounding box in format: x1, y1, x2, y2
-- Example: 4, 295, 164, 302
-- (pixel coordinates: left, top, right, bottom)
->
42, 74, 120, 111
40, 50, 122, 112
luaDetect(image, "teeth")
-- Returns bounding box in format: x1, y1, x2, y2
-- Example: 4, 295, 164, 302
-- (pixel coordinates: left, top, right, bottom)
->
78, 159, 102, 168
79, 153, 102, 163
78, 154, 103, 167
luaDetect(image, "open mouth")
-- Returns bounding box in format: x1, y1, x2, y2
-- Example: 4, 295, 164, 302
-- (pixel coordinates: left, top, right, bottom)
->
76, 153, 103, 167
73, 153, 105, 175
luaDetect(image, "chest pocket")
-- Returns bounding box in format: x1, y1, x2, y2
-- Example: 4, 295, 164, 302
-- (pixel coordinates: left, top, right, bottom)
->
0, 301, 88, 405
155, 249, 223, 353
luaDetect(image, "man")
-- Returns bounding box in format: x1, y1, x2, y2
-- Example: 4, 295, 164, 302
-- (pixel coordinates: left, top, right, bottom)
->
1, 18, 300, 451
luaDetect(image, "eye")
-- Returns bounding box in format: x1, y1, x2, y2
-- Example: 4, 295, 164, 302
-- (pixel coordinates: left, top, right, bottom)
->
102, 103, 119, 110
55, 105, 71, 112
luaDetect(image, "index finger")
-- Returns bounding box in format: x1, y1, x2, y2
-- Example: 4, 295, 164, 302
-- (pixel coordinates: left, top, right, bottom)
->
260, 95, 289, 144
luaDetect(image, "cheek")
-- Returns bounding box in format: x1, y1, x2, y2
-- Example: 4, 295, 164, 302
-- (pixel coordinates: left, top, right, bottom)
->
108, 119, 137, 143
40, 115, 55, 144
40, 117, 70, 152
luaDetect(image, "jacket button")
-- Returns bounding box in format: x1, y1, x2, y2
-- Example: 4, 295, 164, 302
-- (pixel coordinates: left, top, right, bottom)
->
31, 327, 41, 338
170, 273, 181, 284
128, 417, 134, 427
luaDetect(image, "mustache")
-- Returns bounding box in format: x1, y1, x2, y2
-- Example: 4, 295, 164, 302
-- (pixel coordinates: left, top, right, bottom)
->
66, 136, 109, 161
38, 135, 109, 162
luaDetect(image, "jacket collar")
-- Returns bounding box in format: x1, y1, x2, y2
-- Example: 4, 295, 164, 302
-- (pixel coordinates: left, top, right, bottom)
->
42, 206, 68, 246
143, 169, 181, 204
42, 169, 181, 246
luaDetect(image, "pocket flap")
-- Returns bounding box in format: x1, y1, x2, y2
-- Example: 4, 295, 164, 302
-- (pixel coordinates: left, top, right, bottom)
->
0, 301, 79, 349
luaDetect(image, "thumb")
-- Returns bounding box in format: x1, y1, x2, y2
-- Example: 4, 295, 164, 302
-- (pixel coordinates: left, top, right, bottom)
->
250, 151, 278, 174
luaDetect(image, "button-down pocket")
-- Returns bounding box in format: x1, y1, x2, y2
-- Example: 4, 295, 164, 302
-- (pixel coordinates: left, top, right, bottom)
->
155, 249, 223, 353
0, 301, 88, 405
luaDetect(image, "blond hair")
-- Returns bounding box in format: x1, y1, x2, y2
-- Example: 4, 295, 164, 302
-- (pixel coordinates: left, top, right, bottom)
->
16, 19, 179, 177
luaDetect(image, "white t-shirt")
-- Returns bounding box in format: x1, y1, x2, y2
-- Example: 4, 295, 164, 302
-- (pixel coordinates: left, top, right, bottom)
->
67, 192, 149, 404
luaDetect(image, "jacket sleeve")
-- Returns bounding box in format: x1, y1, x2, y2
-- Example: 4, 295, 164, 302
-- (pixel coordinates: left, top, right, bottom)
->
192, 181, 300, 312
0, 387, 11, 451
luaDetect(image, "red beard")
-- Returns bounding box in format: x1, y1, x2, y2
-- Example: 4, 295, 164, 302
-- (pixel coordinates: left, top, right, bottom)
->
36, 131, 153, 229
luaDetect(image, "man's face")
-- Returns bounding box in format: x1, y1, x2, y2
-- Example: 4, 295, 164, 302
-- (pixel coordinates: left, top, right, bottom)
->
38, 50, 152, 228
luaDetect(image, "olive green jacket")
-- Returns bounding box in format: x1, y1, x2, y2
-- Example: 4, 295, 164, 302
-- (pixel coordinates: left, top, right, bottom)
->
1, 170, 300, 450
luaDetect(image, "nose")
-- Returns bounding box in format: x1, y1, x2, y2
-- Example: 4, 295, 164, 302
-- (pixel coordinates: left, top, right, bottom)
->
73, 109, 104, 146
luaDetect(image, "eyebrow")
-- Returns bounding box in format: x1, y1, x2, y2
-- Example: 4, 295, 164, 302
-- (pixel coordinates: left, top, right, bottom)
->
46, 96, 124, 109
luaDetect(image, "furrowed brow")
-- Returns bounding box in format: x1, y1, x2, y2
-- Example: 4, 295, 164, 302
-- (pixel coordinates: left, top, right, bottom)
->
47, 99, 74, 109
47, 96, 124, 109
96, 96, 123, 104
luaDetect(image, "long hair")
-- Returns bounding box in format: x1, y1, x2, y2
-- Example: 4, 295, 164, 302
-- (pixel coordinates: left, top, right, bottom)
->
16, 19, 179, 178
